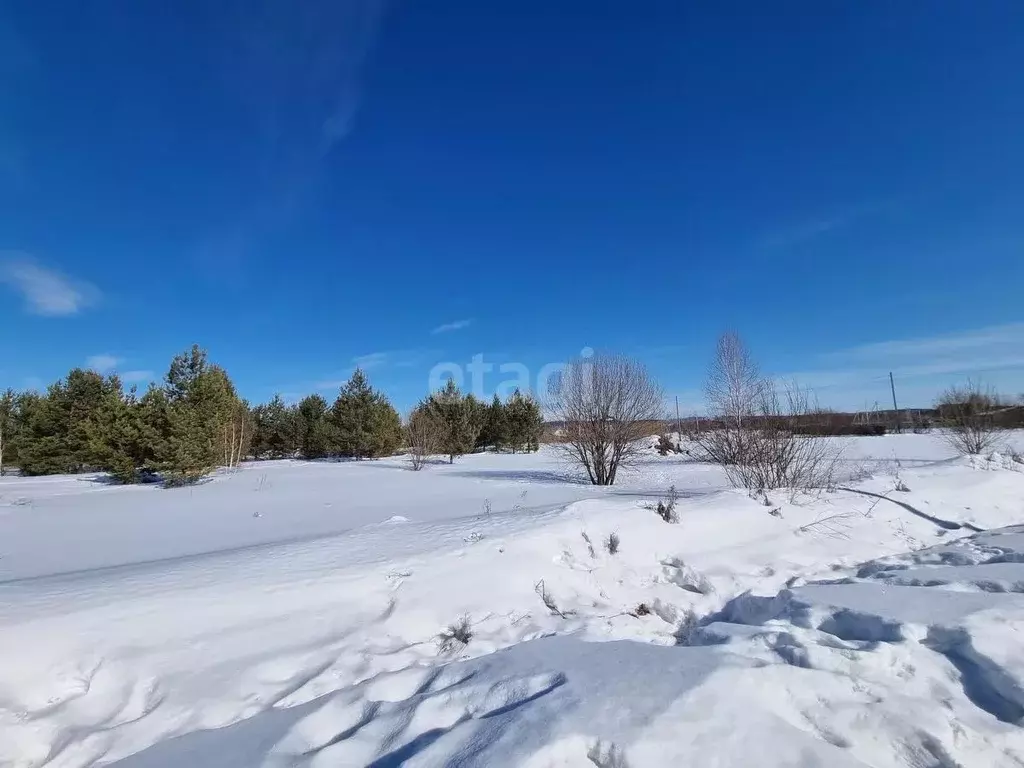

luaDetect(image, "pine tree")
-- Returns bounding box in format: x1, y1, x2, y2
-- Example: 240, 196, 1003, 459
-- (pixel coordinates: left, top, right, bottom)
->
331, 369, 402, 459
6, 391, 41, 473
158, 400, 218, 485
425, 379, 481, 463
251, 395, 299, 459
297, 394, 334, 459
17, 369, 120, 475
369, 397, 403, 458
476, 393, 507, 451
504, 389, 544, 453
151, 345, 245, 482
83, 377, 151, 483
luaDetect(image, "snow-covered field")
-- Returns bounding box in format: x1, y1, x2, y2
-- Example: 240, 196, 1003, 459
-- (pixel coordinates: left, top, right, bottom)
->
1, 433, 1023, 767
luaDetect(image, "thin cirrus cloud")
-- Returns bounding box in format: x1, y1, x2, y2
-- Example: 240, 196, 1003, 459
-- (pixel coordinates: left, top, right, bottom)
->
775, 323, 1024, 408
192, 0, 387, 279
431, 318, 473, 335
756, 199, 900, 252
121, 370, 155, 384
86, 355, 154, 384
0, 254, 99, 316
86, 354, 122, 373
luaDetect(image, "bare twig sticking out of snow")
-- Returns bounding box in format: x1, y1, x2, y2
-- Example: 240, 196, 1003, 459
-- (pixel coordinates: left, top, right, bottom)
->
535, 579, 575, 618
799, 488, 890, 539
581, 531, 596, 558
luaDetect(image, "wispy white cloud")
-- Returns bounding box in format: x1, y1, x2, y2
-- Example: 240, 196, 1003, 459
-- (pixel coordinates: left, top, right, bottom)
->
0, 254, 99, 316
121, 370, 155, 384
757, 199, 899, 252
86, 354, 122, 373
775, 323, 1024, 409
823, 323, 1024, 364
85, 355, 153, 384
352, 351, 390, 369
431, 318, 473, 335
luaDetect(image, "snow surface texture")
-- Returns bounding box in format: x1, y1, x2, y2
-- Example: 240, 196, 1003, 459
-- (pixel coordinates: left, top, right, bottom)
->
1, 433, 1023, 767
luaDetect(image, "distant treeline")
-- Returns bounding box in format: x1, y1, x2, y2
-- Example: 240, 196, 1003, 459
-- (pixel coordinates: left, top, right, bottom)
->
0, 345, 544, 484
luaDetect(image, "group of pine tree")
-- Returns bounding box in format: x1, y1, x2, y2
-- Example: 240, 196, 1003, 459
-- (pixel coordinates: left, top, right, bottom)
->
0, 345, 544, 483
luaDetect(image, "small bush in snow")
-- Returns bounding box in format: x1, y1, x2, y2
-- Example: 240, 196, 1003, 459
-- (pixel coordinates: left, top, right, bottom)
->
894, 478, 910, 493
768, 506, 783, 518
632, 602, 651, 617
936, 380, 1004, 455
437, 615, 473, 653
651, 485, 678, 523
605, 532, 620, 555
656, 434, 676, 456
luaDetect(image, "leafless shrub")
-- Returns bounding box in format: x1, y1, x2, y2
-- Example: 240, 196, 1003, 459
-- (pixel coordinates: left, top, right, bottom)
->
692, 334, 842, 492
437, 615, 473, 653
605, 532, 620, 554
405, 408, 441, 470
632, 603, 651, 617
936, 380, 1004, 455
548, 353, 664, 485
648, 484, 678, 523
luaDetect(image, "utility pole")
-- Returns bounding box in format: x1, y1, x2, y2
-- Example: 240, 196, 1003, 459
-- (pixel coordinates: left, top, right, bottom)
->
889, 371, 900, 433
675, 395, 681, 439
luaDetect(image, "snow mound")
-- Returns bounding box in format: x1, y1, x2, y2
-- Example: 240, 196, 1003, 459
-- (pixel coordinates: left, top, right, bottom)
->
4, 435, 1024, 766
111, 527, 1024, 767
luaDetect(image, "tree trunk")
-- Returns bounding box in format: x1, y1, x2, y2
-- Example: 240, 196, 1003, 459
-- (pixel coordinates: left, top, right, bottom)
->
237, 415, 245, 467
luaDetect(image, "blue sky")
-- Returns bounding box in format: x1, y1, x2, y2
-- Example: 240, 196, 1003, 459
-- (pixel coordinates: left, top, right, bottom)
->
2, 1, 1023, 412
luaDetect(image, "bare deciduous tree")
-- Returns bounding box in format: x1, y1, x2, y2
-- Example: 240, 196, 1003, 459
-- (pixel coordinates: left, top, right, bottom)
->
405, 408, 440, 470
705, 331, 763, 430
548, 353, 663, 485
694, 334, 841, 492
936, 380, 1003, 455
